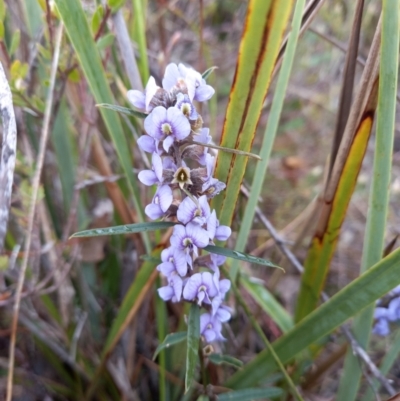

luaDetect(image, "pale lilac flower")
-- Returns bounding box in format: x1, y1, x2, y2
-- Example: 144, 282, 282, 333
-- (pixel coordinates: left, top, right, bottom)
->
388, 297, 400, 322
127, 76, 160, 112
215, 305, 232, 323
372, 307, 390, 336
183, 272, 218, 305
158, 246, 189, 277
163, 63, 214, 102
200, 313, 225, 343
177, 195, 210, 225
138, 152, 163, 186
170, 222, 209, 258
144, 106, 191, 152
202, 177, 226, 199
158, 273, 183, 303
194, 253, 226, 272
137, 135, 156, 153
145, 185, 173, 220
175, 93, 198, 120
207, 210, 232, 241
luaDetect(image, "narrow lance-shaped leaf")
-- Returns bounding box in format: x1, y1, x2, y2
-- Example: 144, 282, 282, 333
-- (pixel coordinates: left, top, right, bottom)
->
295, 19, 381, 322
96, 103, 147, 119
204, 245, 282, 269
225, 245, 400, 389
211, 0, 294, 226
153, 332, 187, 361
185, 304, 200, 392
208, 353, 243, 369
70, 222, 176, 238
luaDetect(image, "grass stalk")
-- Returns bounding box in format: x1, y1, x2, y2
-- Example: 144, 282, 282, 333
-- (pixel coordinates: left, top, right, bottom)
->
337, 1, 400, 399
230, 0, 306, 280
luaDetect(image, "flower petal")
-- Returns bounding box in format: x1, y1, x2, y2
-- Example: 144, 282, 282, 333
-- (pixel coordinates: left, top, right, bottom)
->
162, 63, 181, 90
144, 106, 167, 140
127, 89, 145, 110
137, 135, 156, 153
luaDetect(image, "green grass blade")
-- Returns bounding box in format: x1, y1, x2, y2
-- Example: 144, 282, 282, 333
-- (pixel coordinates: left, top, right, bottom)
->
54, 0, 150, 252
230, 0, 305, 280
132, 0, 149, 83
225, 245, 400, 389
211, 0, 294, 226
337, 2, 399, 399
185, 304, 200, 392
217, 388, 283, 401
70, 221, 176, 238
363, 330, 400, 401
240, 276, 293, 333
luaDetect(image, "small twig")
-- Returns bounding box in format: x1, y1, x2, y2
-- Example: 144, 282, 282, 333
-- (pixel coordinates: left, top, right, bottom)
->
242, 184, 396, 396
0, 61, 17, 251
94, 6, 112, 42
6, 23, 64, 401
45, 0, 54, 53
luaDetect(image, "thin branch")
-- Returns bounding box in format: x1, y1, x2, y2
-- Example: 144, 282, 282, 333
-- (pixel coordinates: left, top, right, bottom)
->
0, 61, 17, 251
240, 185, 396, 396
6, 23, 64, 401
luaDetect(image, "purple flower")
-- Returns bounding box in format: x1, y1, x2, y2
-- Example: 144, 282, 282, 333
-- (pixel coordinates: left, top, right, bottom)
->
194, 253, 226, 272
163, 63, 215, 102
215, 305, 232, 323
170, 222, 209, 258
127, 76, 160, 112
200, 313, 225, 343
183, 272, 218, 305
202, 177, 226, 199
207, 210, 231, 241
158, 246, 189, 277
144, 106, 191, 152
388, 297, 400, 322
158, 273, 183, 303
145, 185, 173, 220
177, 195, 210, 225
175, 93, 198, 120
138, 152, 163, 186
137, 135, 156, 154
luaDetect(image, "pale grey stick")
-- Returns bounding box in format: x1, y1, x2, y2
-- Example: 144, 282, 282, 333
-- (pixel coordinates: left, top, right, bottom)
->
0, 62, 17, 252
112, 10, 143, 91
241, 185, 396, 396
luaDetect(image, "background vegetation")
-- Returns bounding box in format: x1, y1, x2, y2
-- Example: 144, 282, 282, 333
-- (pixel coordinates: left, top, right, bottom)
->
0, 0, 400, 400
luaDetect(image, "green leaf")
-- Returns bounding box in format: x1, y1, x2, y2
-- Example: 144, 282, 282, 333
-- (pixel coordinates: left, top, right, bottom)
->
96, 33, 115, 52
107, 0, 125, 10
91, 5, 104, 35
70, 221, 176, 238
153, 332, 187, 361
54, 0, 150, 252
9, 29, 21, 57
217, 388, 283, 401
0, 21, 4, 41
240, 276, 293, 333
185, 304, 200, 392
208, 353, 243, 369
204, 245, 282, 269
96, 103, 147, 118
202, 66, 218, 80
225, 245, 400, 389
